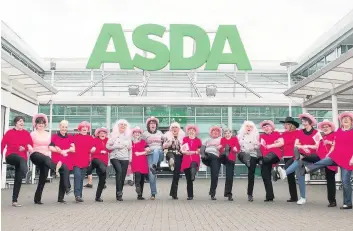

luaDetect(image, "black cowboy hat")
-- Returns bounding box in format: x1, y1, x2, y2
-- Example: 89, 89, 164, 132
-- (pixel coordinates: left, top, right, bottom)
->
279, 117, 299, 128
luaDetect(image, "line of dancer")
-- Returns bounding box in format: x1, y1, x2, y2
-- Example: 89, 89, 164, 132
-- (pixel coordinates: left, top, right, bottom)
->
1, 112, 353, 209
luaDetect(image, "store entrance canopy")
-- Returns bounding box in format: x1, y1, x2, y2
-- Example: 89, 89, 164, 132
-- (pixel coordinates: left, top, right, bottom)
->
284, 49, 353, 109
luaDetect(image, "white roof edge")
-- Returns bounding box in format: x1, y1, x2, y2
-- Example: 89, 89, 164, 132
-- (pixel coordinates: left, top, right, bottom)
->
292, 9, 353, 74
1, 21, 46, 70
38, 95, 300, 106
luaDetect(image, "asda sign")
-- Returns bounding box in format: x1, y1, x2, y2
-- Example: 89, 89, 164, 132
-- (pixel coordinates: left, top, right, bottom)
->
87, 24, 251, 71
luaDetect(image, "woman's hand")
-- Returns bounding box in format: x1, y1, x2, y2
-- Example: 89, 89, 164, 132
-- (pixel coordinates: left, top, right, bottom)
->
217, 145, 222, 150
90, 147, 96, 153
56, 147, 62, 153
27, 145, 33, 153
349, 156, 353, 166
19, 146, 25, 152
61, 150, 68, 156
323, 140, 333, 145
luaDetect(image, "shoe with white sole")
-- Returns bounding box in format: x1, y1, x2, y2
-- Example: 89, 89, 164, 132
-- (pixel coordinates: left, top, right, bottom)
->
169, 158, 175, 171
277, 167, 287, 180
297, 198, 306, 205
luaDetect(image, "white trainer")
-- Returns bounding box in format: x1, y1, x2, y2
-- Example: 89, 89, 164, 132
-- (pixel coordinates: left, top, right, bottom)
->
297, 198, 306, 205
277, 167, 287, 180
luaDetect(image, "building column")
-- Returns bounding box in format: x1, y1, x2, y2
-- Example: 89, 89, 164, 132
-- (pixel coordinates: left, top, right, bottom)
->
227, 107, 232, 130
106, 106, 111, 131
331, 94, 341, 184
332, 94, 339, 129
1, 106, 10, 188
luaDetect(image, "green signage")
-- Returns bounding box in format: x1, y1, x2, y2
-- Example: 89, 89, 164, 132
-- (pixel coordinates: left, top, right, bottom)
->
86, 24, 251, 71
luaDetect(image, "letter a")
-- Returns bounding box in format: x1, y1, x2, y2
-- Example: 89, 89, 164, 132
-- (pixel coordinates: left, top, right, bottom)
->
86, 24, 133, 69
205, 25, 252, 71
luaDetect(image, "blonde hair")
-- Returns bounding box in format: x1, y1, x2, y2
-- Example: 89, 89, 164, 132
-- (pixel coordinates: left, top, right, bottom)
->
237, 121, 259, 145
111, 119, 131, 137
59, 120, 69, 127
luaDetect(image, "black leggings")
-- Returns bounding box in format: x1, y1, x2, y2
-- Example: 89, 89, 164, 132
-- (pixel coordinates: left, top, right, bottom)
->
284, 158, 298, 201
110, 159, 129, 198
261, 153, 280, 200
184, 161, 198, 198
325, 167, 336, 204
30, 152, 58, 202
87, 159, 107, 199
202, 154, 221, 197
134, 172, 146, 196
5, 154, 28, 203
57, 164, 71, 201
169, 154, 183, 197
238, 152, 258, 196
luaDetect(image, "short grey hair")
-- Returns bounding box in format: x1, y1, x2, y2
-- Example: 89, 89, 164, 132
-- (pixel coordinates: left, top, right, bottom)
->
223, 128, 232, 133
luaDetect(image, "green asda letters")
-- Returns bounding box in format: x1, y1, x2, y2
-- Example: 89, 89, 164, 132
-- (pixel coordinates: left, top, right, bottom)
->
86, 24, 251, 71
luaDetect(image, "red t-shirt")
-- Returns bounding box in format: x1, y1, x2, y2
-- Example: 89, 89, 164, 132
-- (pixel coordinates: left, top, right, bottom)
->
259, 131, 282, 158
329, 128, 353, 170
50, 133, 74, 170
131, 139, 149, 174
91, 137, 109, 166
296, 129, 318, 154
281, 130, 298, 159
181, 137, 202, 171
1, 129, 33, 161
317, 132, 337, 172
220, 136, 240, 162
72, 134, 94, 168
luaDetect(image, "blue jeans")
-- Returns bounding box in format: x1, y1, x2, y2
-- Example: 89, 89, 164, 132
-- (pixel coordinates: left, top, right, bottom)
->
306, 157, 337, 171
285, 160, 308, 198
73, 167, 87, 198
148, 149, 164, 195
341, 168, 352, 206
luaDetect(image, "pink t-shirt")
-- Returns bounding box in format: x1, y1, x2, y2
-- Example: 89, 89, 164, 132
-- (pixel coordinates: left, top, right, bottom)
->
31, 131, 51, 156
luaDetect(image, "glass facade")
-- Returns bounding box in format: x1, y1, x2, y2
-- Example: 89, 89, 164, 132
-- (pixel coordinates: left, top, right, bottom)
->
8, 109, 33, 131
39, 104, 303, 178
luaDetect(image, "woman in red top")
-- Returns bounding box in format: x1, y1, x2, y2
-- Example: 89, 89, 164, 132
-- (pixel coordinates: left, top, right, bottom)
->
131, 126, 150, 200
181, 124, 202, 200
278, 117, 299, 202
316, 120, 337, 207
258, 120, 282, 202
277, 113, 320, 205
1, 116, 33, 207
49, 120, 74, 204
87, 127, 109, 202
219, 128, 240, 201
72, 121, 94, 203
304, 112, 353, 209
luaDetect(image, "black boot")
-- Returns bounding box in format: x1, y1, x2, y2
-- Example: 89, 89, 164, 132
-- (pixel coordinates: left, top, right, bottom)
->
200, 145, 207, 159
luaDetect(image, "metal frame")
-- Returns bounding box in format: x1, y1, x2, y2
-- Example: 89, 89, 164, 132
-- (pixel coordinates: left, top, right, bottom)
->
225, 74, 262, 98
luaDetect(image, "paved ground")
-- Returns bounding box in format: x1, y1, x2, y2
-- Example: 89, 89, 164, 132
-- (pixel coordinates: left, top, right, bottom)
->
1, 177, 352, 231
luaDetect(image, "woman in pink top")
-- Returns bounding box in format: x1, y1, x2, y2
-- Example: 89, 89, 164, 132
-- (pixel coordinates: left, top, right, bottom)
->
29, 113, 64, 204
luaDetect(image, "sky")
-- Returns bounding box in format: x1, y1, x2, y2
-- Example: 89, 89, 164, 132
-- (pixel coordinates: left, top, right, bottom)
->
2, 0, 353, 62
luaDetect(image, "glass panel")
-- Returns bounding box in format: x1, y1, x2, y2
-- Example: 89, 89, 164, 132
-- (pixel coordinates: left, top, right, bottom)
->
195, 107, 221, 116
170, 106, 194, 117
308, 63, 316, 76
248, 106, 273, 118
2, 106, 6, 135
325, 50, 336, 64
65, 106, 77, 115
348, 45, 353, 50
341, 45, 348, 54
292, 107, 303, 117
92, 106, 106, 116
91, 116, 107, 129
76, 106, 92, 115
117, 106, 143, 117
53, 105, 66, 115
196, 117, 222, 142
316, 58, 325, 70
232, 107, 247, 118
232, 118, 245, 131
38, 104, 50, 115
302, 69, 309, 77
9, 109, 32, 131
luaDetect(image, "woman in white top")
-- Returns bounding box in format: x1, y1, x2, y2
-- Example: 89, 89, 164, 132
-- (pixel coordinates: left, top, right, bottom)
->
237, 121, 260, 202
29, 113, 64, 204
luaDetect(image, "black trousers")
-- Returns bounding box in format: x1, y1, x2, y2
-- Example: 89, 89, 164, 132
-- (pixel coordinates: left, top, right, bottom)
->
169, 154, 183, 197
283, 158, 298, 201
261, 153, 280, 200
134, 172, 145, 196
238, 152, 258, 196
223, 159, 235, 197
202, 154, 221, 197
57, 164, 71, 201
87, 159, 107, 199
30, 152, 58, 202
110, 159, 129, 198
184, 161, 198, 198
325, 167, 336, 203
5, 154, 28, 203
